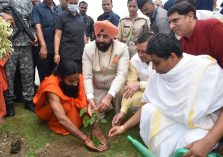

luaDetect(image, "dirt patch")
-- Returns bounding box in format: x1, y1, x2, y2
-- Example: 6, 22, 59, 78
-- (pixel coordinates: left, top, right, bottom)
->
38, 137, 98, 157
37, 137, 137, 157
0, 132, 28, 157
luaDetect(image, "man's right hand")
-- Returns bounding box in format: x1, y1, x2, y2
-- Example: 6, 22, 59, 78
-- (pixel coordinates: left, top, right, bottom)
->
85, 139, 107, 152
54, 54, 60, 64
88, 99, 98, 115
112, 112, 125, 127
108, 125, 126, 138
39, 45, 48, 59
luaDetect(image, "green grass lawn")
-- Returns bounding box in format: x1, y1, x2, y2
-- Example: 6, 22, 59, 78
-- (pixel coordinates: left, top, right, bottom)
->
0, 103, 143, 157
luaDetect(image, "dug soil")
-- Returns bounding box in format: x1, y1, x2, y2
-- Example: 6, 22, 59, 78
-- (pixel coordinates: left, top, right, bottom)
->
38, 136, 137, 157
0, 132, 28, 157
38, 137, 93, 157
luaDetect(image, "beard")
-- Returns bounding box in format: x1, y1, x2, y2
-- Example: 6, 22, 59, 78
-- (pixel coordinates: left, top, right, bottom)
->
96, 41, 112, 52
59, 81, 79, 98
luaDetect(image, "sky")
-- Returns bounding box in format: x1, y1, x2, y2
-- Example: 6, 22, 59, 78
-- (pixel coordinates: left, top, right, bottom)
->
53, 0, 223, 21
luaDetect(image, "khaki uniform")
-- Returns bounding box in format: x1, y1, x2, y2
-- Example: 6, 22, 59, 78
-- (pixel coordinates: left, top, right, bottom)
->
117, 16, 150, 58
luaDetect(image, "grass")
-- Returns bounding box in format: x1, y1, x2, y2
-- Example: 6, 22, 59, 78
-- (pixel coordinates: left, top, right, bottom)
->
0, 103, 143, 157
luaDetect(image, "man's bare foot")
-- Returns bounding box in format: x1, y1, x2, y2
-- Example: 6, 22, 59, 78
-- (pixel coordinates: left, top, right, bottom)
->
92, 124, 107, 146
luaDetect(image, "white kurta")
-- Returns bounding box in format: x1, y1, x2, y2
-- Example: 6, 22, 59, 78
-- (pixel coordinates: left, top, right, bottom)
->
130, 53, 153, 82
140, 53, 223, 157
82, 40, 129, 104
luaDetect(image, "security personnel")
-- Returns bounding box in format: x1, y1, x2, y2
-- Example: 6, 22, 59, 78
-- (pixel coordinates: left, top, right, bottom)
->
117, 0, 150, 58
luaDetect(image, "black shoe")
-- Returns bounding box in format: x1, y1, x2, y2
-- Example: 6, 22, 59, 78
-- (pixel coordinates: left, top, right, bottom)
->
6, 103, 15, 117
24, 100, 35, 112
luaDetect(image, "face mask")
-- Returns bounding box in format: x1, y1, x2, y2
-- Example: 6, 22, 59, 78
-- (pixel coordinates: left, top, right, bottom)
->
67, 3, 78, 13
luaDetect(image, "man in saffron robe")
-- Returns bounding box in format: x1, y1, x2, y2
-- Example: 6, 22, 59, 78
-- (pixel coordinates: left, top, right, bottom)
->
33, 60, 106, 151
0, 59, 8, 118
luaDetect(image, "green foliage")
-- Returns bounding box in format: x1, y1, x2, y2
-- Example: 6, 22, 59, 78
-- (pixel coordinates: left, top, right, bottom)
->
90, 117, 96, 125
92, 136, 100, 147
100, 119, 107, 124
79, 108, 107, 128
83, 115, 90, 128
0, 17, 13, 59
79, 108, 87, 117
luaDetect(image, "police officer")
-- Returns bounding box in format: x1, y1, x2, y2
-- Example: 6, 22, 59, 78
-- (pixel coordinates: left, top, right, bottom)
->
117, 0, 150, 58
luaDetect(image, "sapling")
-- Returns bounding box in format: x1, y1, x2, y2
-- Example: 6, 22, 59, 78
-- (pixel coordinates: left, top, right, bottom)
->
79, 108, 107, 146
0, 17, 13, 59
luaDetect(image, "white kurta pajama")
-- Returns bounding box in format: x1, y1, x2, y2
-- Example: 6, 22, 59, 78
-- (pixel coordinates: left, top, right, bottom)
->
140, 53, 223, 157
83, 40, 129, 106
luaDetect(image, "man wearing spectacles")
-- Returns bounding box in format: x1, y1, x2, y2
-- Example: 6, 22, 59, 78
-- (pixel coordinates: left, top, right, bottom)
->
112, 32, 154, 127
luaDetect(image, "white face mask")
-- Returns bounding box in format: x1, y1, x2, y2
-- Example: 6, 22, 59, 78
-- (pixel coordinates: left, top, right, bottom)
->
67, 3, 78, 13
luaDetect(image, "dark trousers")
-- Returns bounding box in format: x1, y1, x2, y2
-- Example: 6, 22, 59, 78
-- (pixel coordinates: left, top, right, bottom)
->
32, 45, 40, 82
4, 46, 34, 104
34, 52, 56, 82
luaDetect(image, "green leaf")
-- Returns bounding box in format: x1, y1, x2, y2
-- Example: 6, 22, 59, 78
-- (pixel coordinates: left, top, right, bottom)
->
92, 136, 100, 147
79, 108, 87, 117
91, 110, 97, 117
83, 115, 90, 128
100, 119, 107, 124
90, 117, 96, 125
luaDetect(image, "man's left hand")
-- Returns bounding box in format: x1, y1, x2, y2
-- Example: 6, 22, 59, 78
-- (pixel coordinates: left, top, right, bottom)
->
98, 94, 112, 113
183, 138, 215, 157
123, 82, 140, 99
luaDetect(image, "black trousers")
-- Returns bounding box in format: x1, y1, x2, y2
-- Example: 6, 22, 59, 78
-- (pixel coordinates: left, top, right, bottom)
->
34, 52, 56, 82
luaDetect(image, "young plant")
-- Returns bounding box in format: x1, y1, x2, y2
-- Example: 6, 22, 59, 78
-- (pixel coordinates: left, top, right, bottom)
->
0, 17, 13, 59
79, 108, 107, 128
79, 107, 107, 146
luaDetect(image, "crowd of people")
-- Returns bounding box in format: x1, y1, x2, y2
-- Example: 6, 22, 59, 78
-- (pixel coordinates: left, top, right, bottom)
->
0, 0, 223, 156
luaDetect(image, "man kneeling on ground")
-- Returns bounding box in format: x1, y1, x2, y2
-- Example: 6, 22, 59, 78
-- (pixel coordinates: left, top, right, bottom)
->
33, 60, 106, 151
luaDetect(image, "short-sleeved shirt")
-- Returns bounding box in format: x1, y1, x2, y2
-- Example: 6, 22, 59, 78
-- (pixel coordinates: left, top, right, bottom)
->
32, 2, 61, 53
97, 11, 120, 26
118, 16, 149, 44
150, 6, 171, 34
117, 16, 150, 57
180, 19, 223, 68
81, 14, 94, 40
56, 10, 85, 61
